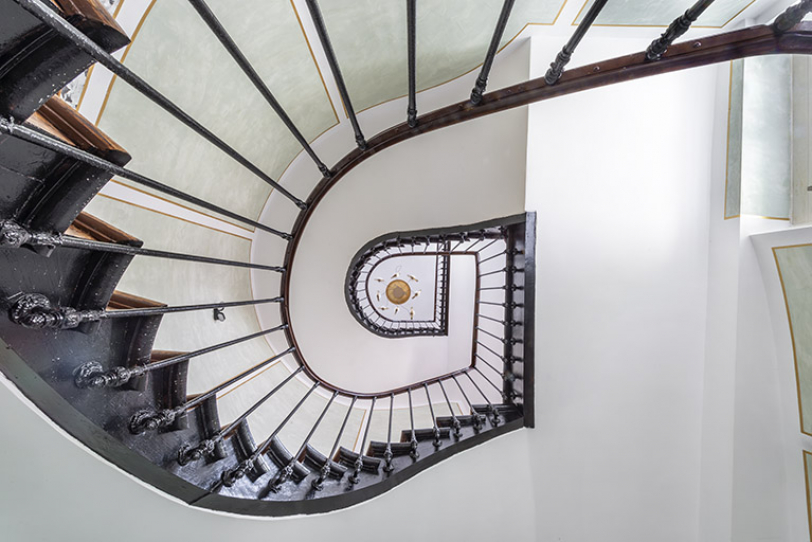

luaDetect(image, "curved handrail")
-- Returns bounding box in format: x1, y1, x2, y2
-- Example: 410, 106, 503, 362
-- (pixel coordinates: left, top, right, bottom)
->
0, 6, 810, 516
280, 20, 812, 400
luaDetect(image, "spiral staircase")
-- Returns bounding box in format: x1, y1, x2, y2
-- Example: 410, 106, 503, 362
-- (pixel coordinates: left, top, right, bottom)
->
0, 0, 811, 519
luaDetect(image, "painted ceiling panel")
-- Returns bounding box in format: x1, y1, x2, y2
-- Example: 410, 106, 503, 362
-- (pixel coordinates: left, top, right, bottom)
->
82, 196, 274, 395
575, 0, 756, 27
725, 56, 792, 220
98, 0, 336, 223
774, 245, 812, 436
319, 0, 564, 113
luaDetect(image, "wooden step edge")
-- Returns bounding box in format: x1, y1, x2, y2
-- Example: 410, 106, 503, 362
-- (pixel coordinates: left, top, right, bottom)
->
107, 290, 166, 311
54, 0, 127, 39
67, 211, 141, 245
267, 437, 310, 480
32, 95, 130, 164
301, 444, 347, 477
150, 350, 186, 362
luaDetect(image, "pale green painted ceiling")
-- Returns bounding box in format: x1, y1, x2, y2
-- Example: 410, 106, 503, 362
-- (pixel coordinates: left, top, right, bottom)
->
775, 245, 812, 436
83, 196, 274, 395
576, 0, 756, 27
725, 56, 792, 220
319, 0, 566, 113
98, 0, 337, 223
93, 0, 762, 225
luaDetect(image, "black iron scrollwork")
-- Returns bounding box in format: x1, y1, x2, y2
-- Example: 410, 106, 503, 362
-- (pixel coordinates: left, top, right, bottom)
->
9, 293, 101, 329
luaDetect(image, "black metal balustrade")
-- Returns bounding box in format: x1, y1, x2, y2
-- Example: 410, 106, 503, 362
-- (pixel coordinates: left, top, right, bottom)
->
0, 0, 809, 517
346, 234, 454, 337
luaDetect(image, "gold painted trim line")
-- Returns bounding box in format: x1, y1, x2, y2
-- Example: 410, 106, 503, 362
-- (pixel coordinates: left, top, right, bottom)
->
73, 0, 128, 111
805, 450, 812, 542
571, 0, 758, 28
552, 0, 570, 25
112, 0, 127, 18
724, 214, 791, 221
724, 61, 734, 220
95, 0, 158, 126
96, 191, 253, 240
351, 409, 368, 452
217, 358, 284, 400
773, 245, 812, 439
107, 179, 255, 235
290, 0, 340, 123
352, 6, 567, 116
108, 179, 256, 233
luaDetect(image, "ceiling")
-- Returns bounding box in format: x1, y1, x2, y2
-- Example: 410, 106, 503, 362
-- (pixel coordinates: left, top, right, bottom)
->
78, 0, 767, 229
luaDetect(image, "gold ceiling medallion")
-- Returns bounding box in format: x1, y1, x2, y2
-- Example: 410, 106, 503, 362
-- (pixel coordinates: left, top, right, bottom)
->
385, 279, 411, 305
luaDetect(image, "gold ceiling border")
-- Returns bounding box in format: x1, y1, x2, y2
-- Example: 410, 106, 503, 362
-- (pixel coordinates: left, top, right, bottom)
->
217, 358, 289, 401
805, 450, 812, 542
571, 0, 758, 29
75, 0, 128, 111
95, 190, 253, 240
94, 0, 157, 127
95, 0, 340, 234
773, 244, 812, 439
339, 0, 571, 116
289, 0, 341, 125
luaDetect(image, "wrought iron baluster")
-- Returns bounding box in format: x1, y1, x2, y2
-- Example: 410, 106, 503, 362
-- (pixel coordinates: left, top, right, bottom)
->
407, 388, 418, 458
476, 353, 504, 378
74, 325, 288, 389
474, 365, 509, 403
646, 0, 717, 61
8, 293, 284, 330
477, 326, 522, 345
269, 390, 338, 492
187, 0, 331, 177
477, 340, 508, 362
483, 285, 523, 293
129, 347, 296, 434
450, 233, 469, 253
12, 0, 306, 209
774, 0, 812, 33
477, 313, 513, 325
178, 367, 305, 466
349, 397, 376, 484
383, 393, 395, 472
423, 383, 442, 448
0, 123, 290, 239
438, 380, 461, 438
475, 238, 501, 255
221, 381, 320, 487
452, 374, 484, 431
304, 0, 367, 150
312, 395, 357, 490
407, 0, 418, 127
466, 233, 488, 252
464, 371, 500, 425
479, 267, 508, 278
545, 0, 610, 86
470, 0, 516, 105
479, 250, 507, 265
480, 300, 522, 309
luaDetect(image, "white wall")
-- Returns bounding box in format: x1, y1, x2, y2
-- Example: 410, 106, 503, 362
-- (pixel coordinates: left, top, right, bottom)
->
524, 35, 715, 542
0, 24, 804, 542
0, 39, 538, 542
0, 371, 537, 542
